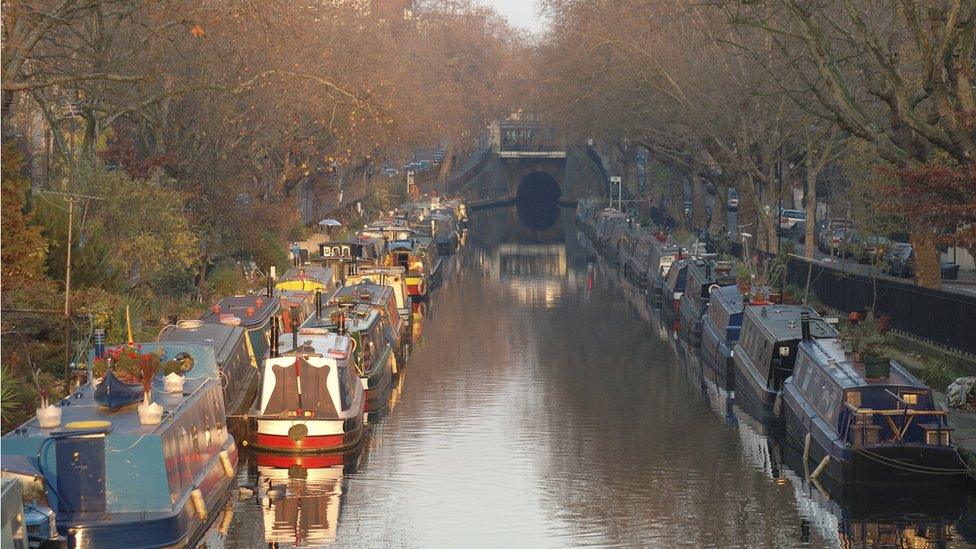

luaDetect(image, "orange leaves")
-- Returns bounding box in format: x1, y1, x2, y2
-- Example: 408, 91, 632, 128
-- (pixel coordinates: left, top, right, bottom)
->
190, 24, 206, 38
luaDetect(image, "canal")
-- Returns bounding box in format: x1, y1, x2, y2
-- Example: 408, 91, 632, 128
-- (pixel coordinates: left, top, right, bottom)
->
203, 204, 975, 548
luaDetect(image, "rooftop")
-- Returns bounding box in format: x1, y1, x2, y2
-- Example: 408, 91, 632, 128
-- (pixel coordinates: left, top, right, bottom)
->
800, 337, 928, 390
744, 305, 838, 341
200, 295, 280, 328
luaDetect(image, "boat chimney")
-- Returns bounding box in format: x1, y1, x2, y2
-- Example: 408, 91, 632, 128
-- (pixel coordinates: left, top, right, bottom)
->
315, 290, 323, 317
269, 317, 279, 358
266, 265, 275, 297
292, 319, 299, 351
801, 310, 811, 341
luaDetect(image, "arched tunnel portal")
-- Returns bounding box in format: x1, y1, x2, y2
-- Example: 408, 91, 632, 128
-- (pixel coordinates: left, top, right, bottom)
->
515, 171, 562, 230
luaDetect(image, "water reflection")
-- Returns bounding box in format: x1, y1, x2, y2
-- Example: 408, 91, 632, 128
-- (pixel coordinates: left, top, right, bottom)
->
205, 205, 974, 548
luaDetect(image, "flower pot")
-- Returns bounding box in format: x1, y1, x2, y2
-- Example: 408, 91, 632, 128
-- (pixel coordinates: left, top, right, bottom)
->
138, 401, 164, 425
163, 372, 186, 393
862, 356, 890, 379
36, 405, 62, 429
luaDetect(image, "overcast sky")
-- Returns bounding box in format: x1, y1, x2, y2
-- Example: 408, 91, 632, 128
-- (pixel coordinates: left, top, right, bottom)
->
485, 0, 546, 34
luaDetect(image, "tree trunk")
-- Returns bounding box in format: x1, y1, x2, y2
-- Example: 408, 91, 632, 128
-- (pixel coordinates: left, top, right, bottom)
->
911, 231, 942, 290
709, 186, 727, 234
196, 254, 209, 302
691, 170, 707, 231
805, 172, 816, 259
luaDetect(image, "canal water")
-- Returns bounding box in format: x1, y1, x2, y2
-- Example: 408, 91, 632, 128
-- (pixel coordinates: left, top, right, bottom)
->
202, 204, 975, 548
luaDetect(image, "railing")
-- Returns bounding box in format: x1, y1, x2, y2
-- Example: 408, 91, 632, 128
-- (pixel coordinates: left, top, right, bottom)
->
784, 257, 976, 356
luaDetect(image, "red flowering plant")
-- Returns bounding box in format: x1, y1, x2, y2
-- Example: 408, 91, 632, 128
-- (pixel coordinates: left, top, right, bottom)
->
92, 345, 162, 385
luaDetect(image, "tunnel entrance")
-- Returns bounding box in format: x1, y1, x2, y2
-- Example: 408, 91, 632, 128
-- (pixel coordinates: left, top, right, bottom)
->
515, 171, 561, 230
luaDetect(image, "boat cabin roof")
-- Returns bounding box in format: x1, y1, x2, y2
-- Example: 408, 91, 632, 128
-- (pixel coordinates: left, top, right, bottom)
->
274, 289, 314, 306
5, 343, 220, 440
799, 338, 928, 391
280, 265, 332, 281
686, 259, 737, 295
159, 321, 245, 364
743, 305, 837, 342
302, 303, 380, 333
274, 331, 353, 359
330, 282, 394, 307
709, 284, 744, 314
200, 295, 280, 328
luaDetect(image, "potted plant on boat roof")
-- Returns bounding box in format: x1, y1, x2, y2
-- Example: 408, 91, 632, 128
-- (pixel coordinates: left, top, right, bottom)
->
160, 352, 194, 394
33, 370, 61, 429
857, 333, 891, 379
92, 346, 161, 412
137, 352, 164, 425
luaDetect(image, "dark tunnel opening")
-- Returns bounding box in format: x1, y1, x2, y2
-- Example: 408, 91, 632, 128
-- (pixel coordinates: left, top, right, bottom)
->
516, 171, 561, 230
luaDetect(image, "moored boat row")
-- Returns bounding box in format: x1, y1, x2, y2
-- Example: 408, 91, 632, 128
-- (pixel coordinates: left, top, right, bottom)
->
1, 195, 466, 548
575, 199, 967, 486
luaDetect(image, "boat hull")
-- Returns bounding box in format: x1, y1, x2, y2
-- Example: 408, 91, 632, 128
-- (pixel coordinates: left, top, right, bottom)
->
252, 416, 364, 453
58, 438, 237, 549
782, 396, 964, 483
732, 353, 779, 422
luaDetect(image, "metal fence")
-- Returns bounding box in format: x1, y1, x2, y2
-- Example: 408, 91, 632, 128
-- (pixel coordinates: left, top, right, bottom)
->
784, 258, 976, 356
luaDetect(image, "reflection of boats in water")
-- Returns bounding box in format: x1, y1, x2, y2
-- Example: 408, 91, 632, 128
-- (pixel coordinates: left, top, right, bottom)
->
484, 243, 583, 306
780, 441, 970, 548
255, 452, 359, 546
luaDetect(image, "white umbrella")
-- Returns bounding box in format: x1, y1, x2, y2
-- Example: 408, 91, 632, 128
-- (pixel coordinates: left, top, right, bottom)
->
318, 219, 342, 227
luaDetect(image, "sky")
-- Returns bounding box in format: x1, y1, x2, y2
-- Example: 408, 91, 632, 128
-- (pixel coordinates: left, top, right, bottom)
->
485, 0, 546, 34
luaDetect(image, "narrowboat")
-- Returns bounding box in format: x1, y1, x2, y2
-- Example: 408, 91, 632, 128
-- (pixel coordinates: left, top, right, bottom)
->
621, 233, 656, 290
594, 209, 627, 254
677, 259, 736, 350
386, 237, 441, 301
344, 265, 411, 321
733, 305, 838, 421
274, 289, 315, 333
431, 211, 460, 255
249, 327, 365, 453
1, 343, 239, 548
319, 239, 384, 285
274, 265, 336, 295
659, 258, 688, 331
300, 302, 396, 413
360, 219, 415, 243
782, 314, 966, 483
158, 320, 255, 416
199, 295, 280, 369
648, 243, 685, 304
329, 282, 405, 360
699, 284, 744, 391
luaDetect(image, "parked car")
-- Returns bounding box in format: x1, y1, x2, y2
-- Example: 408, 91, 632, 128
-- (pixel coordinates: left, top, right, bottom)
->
727, 188, 739, 211
885, 243, 960, 279
816, 218, 850, 252
856, 236, 892, 264
381, 167, 398, 177
419, 159, 432, 170
824, 226, 854, 256
778, 209, 806, 232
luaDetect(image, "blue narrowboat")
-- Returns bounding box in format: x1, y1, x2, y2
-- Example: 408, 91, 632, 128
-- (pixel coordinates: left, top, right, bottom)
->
1, 343, 238, 548
782, 314, 966, 483
699, 284, 745, 391
677, 259, 736, 350
732, 305, 838, 421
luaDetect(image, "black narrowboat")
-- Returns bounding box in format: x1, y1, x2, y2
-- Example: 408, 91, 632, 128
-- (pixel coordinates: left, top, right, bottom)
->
782, 314, 966, 483
732, 304, 838, 421
200, 295, 281, 370
659, 259, 689, 331
677, 259, 736, 350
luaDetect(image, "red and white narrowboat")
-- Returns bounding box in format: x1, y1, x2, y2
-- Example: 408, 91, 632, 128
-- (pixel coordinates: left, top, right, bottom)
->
250, 330, 365, 453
